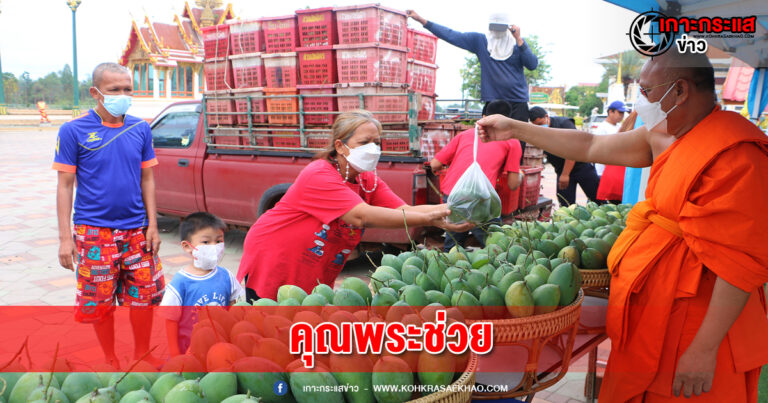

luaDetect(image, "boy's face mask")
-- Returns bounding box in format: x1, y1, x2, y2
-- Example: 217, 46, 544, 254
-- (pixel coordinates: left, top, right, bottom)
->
188, 242, 225, 271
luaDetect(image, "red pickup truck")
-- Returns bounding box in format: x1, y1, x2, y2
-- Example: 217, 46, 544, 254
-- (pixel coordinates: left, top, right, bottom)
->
149, 100, 442, 247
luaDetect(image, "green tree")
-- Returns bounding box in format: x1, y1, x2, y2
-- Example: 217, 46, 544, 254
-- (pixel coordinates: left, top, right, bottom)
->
460, 35, 551, 99
565, 85, 604, 117
600, 50, 645, 85
2, 72, 18, 103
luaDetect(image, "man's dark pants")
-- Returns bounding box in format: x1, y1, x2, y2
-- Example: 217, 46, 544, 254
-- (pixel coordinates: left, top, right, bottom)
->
556, 164, 600, 206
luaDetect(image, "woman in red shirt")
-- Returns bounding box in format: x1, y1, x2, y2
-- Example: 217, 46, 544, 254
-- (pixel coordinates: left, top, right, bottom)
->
237, 110, 471, 301
596, 111, 638, 204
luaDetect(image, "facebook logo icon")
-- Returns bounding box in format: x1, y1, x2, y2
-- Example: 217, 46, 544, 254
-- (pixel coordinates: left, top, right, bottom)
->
273, 380, 288, 396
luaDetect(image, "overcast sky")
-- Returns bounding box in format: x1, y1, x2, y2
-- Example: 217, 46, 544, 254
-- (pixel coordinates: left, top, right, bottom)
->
0, 0, 638, 98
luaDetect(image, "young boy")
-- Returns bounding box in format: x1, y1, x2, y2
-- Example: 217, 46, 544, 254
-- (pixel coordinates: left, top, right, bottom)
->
160, 212, 244, 356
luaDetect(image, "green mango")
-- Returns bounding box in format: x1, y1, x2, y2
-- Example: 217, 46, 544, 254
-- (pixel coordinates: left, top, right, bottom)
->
581, 248, 606, 270
27, 385, 70, 403
479, 285, 507, 319
397, 251, 416, 264
0, 369, 25, 403
504, 281, 534, 318
477, 264, 496, 279
200, 372, 237, 403
118, 389, 154, 403
235, 359, 291, 403
375, 266, 402, 281
532, 284, 561, 314
163, 389, 205, 403
524, 273, 546, 292
534, 258, 551, 270
451, 291, 483, 320
417, 352, 455, 393
312, 283, 335, 303
549, 258, 565, 268
61, 373, 103, 403
529, 264, 551, 282
388, 280, 407, 292
380, 254, 402, 272
333, 289, 366, 308
506, 245, 527, 264
370, 269, 397, 292
581, 229, 596, 238
464, 269, 488, 290
341, 277, 372, 304
558, 246, 581, 266
378, 287, 398, 299
372, 358, 413, 403
371, 292, 398, 317
10, 373, 60, 403
537, 240, 561, 258
400, 285, 428, 307
585, 238, 611, 257
497, 270, 525, 294
455, 260, 473, 272
290, 371, 344, 403
553, 234, 568, 250
302, 293, 328, 307
490, 265, 512, 286
425, 290, 451, 307
441, 267, 464, 290
470, 253, 490, 269
603, 232, 619, 246
330, 355, 375, 403
548, 263, 582, 306
149, 373, 183, 403
277, 284, 308, 304
403, 256, 425, 271
415, 272, 440, 292
74, 386, 120, 403
109, 373, 151, 398
426, 261, 446, 285
253, 297, 278, 306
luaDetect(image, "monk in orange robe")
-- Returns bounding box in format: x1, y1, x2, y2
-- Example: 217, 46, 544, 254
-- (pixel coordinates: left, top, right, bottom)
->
476, 48, 768, 402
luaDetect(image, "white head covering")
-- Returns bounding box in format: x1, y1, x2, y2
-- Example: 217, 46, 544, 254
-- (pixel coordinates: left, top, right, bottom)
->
486, 12, 515, 61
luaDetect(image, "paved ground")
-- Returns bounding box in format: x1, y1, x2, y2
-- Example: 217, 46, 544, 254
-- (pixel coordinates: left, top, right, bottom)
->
0, 125, 597, 402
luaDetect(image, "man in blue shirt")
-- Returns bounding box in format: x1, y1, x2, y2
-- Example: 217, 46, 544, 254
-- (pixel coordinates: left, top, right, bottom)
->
406, 10, 538, 124
54, 62, 164, 369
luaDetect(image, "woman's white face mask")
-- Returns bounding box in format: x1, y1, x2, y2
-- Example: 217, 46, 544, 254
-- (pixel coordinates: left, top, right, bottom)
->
344, 142, 381, 172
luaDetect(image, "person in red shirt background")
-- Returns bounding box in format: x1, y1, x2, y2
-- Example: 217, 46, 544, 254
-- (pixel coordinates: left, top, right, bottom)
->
596, 110, 637, 204
430, 100, 522, 251
237, 110, 472, 302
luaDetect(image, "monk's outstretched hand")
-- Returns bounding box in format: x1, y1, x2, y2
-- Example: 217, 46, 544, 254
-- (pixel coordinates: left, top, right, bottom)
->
673, 344, 716, 397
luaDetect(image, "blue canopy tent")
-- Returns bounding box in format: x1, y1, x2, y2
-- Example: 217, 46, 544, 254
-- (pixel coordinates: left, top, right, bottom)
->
603, 0, 768, 203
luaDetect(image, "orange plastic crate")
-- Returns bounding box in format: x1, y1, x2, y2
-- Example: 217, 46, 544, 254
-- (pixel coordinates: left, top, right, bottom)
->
265, 88, 298, 125
334, 4, 407, 46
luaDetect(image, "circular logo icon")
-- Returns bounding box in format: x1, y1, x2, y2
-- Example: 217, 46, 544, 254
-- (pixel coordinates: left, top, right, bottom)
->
628, 11, 675, 57
273, 380, 288, 396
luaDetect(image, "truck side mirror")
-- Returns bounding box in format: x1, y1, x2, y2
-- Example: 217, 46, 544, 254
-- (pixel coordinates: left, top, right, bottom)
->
195, 104, 203, 114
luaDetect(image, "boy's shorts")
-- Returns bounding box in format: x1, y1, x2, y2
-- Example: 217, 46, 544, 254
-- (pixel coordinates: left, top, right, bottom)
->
73, 224, 165, 323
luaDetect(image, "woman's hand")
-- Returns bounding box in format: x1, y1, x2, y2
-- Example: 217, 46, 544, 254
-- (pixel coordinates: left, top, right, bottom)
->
423, 204, 474, 232
476, 114, 521, 142
406, 10, 427, 25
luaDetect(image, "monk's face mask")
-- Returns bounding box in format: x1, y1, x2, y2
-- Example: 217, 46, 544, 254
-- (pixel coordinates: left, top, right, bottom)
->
635, 82, 678, 134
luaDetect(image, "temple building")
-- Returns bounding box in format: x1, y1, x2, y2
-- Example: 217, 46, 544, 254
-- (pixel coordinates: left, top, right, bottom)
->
119, 1, 234, 117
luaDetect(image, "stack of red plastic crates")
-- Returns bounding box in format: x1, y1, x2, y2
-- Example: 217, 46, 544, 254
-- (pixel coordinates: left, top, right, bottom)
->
406, 28, 439, 121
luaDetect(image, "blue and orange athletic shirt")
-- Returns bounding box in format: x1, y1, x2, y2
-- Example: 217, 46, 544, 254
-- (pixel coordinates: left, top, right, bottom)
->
53, 109, 158, 230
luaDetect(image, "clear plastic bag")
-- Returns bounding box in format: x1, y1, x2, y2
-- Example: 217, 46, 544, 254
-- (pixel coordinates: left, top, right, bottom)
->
446, 124, 502, 224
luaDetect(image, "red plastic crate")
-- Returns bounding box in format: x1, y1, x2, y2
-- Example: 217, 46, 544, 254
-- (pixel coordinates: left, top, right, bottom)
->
407, 29, 438, 64
201, 24, 230, 59
296, 7, 337, 47
261, 16, 299, 53
270, 128, 301, 148
335, 44, 407, 83
417, 93, 436, 121
265, 88, 299, 125
306, 131, 332, 149
210, 127, 248, 150
238, 126, 270, 147
407, 60, 438, 95
204, 93, 236, 126
334, 4, 407, 46
382, 135, 410, 153
519, 166, 544, 209
228, 19, 265, 55
230, 54, 264, 89
263, 53, 299, 88
419, 122, 452, 160
204, 59, 233, 92
336, 83, 409, 123
298, 84, 336, 125
496, 172, 521, 215
232, 88, 267, 124
297, 46, 337, 85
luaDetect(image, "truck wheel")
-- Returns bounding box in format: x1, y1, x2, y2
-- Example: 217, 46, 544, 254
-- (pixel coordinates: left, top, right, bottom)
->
257, 183, 292, 217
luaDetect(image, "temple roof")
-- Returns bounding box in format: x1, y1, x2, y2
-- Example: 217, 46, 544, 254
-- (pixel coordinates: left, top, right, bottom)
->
119, 2, 233, 67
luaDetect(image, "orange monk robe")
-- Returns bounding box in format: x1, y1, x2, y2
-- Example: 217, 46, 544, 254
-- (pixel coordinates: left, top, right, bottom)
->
599, 108, 768, 402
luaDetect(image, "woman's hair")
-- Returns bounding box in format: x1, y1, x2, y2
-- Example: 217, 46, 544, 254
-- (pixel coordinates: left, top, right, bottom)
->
315, 110, 382, 161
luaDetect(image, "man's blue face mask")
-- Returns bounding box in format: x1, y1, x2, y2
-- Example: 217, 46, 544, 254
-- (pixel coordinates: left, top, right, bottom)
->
95, 87, 132, 117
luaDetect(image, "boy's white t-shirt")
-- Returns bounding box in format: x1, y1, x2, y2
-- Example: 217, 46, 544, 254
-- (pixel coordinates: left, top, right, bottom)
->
593, 120, 621, 176
159, 266, 245, 353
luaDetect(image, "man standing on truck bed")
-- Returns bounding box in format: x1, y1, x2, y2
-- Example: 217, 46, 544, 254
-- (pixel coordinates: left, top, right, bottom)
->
430, 100, 522, 251
54, 62, 165, 369
406, 10, 537, 155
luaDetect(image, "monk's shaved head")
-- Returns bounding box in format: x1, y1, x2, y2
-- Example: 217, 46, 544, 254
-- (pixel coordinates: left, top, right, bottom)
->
643, 48, 716, 95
